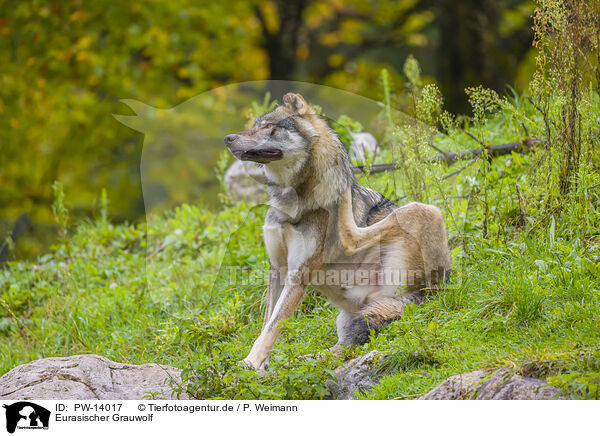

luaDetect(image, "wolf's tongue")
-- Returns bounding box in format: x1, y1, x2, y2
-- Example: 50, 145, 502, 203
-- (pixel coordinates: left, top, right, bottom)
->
241, 148, 282, 161
253, 149, 282, 157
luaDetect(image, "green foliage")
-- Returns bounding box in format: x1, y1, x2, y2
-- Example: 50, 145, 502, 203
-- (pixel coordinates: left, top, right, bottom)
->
178, 328, 339, 400
248, 92, 278, 125
465, 86, 502, 123
0, 0, 541, 259
415, 84, 443, 125
51, 181, 69, 245
380, 68, 394, 127
0, 0, 265, 241
99, 188, 109, 227
403, 55, 421, 89
547, 372, 600, 400
214, 151, 233, 198
529, 0, 600, 208
383, 55, 445, 203
333, 115, 364, 153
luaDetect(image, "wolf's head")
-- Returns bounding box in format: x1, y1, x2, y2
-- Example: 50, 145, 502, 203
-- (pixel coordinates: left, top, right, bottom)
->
223, 93, 321, 166
225, 92, 354, 212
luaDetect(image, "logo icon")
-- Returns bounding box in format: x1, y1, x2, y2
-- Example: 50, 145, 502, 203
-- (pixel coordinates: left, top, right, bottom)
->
3, 402, 50, 434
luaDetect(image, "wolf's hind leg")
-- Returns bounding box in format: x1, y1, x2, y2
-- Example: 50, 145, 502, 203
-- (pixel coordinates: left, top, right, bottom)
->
330, 310, 354, 349
339, 296, 415, 346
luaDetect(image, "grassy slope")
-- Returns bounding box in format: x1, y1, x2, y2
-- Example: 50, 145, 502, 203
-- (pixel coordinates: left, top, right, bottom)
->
1, 100, 599, 400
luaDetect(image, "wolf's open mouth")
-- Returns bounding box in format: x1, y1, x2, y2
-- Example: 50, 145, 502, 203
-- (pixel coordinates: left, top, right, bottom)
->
240, 148, 283, 161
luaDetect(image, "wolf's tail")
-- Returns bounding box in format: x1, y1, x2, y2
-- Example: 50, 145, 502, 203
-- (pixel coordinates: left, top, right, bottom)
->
341, 295, 418, 346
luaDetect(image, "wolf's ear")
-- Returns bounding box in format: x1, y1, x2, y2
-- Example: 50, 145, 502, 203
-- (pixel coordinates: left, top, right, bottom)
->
283, 93, 313, 115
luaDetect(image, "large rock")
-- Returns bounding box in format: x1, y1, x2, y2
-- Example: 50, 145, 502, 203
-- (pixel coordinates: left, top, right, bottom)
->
223, 160, 267, 203
0, 355, 187, 400
349, 132, 379, 163
420, 367, 563, 400
326, 350, 383, 400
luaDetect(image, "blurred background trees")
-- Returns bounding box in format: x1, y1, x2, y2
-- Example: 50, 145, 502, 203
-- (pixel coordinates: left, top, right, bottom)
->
0, 0, 538, 258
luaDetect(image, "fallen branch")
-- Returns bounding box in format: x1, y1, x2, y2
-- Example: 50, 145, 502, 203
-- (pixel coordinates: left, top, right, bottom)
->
352, 138, 542, 175
441, 158, 479, 180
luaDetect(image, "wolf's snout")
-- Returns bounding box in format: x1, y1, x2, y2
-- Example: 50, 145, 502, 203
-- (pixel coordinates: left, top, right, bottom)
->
224, 134, 238, 146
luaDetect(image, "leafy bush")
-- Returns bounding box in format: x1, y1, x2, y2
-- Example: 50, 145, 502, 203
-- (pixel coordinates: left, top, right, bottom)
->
548, 372, 600, 400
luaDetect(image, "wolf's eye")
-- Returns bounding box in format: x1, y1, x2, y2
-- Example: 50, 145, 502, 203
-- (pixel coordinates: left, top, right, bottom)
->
269, 125, 277, 136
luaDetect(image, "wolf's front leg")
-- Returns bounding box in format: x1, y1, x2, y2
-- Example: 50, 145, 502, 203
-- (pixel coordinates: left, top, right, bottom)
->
243, 270, 307, 371
263, 265, 285, 328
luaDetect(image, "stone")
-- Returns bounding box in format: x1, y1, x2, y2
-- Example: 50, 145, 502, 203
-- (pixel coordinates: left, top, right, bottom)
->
420, 367, 563, 400
0, 355, 187, 400
223, 160, 267, 203
326, 350, 383, 400
349, 132, 379, 163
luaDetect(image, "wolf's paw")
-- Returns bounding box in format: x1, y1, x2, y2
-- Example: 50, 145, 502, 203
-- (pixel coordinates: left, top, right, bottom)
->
327, 342, 345, 352
239, 357, 269, 372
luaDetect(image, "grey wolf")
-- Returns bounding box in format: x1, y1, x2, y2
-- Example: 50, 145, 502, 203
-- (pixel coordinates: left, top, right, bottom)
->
224, 93, 451, 371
